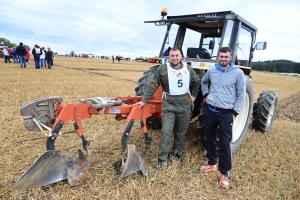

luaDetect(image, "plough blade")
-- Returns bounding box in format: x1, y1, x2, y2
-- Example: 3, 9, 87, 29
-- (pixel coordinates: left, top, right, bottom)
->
13, 150, 82, 190
114, 144, 149, 177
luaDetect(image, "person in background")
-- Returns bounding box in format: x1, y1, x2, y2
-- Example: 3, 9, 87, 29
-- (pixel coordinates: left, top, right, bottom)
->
45, 47, 53, 69
39, 47, 46, 68
112, 55, 114, 63
12, 47, 19, 63
25, 46, 30, 68
200, 46, 246, 189
3, 45, 11, 63
16, 42, 27, 68
32, 45, 42, 69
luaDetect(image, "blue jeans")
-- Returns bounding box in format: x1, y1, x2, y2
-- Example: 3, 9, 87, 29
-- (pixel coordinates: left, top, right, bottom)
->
12, 55, 18, 63
40, 59, 45, 68
19, 56, 26, 67
34, 58, 40, 69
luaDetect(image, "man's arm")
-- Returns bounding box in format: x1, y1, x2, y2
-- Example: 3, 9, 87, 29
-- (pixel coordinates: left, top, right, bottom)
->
189, 67, 200, 101
233, 73, 246, 116
141, 67, 162, 104
135, 66, 162, 108
201, 71, 210, 98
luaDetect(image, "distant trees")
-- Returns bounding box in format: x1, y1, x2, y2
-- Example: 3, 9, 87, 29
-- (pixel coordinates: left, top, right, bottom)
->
252, 60, 300, 73
0, 37, 16, 48
0, 37, 29, 48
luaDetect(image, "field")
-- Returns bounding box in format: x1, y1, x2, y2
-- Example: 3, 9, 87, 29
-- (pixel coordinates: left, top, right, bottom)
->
0, 57, 299, 199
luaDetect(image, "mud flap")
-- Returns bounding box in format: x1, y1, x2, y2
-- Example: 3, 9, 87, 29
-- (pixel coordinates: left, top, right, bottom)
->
13, 150, 83, 190
113, 144, 149, 177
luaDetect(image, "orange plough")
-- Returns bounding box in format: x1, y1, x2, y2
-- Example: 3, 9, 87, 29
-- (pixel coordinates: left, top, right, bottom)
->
14, 87, 163, 190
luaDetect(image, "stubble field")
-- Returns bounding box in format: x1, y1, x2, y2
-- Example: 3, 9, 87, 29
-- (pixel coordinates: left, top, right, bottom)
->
0, 57, 299, 199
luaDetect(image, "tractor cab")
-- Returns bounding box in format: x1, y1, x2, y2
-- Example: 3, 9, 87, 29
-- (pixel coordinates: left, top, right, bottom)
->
145, 9, 267, 72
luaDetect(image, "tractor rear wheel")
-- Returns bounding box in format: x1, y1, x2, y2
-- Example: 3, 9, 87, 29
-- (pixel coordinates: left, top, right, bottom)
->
252, 90, 278, 132
135, 65, 159, 96
135, 65, 162, 129
198, 75, 254, 152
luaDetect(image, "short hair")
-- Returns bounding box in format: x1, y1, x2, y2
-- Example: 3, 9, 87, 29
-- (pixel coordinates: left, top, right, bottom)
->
219, 46, 232, 55
170, 47, 181, 52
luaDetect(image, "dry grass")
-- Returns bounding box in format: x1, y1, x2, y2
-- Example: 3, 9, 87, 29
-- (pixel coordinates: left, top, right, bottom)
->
0, 57, 299, 199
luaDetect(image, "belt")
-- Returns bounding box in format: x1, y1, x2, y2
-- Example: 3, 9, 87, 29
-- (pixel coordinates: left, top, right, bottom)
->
208, 105, 232, 113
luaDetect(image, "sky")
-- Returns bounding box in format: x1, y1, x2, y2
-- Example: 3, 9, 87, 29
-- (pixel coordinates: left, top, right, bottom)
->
1, 0, 299, 62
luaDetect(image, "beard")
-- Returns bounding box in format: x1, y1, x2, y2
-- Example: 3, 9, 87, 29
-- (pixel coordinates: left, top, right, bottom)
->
220, 61, 230, 68
170, 60, 181, 68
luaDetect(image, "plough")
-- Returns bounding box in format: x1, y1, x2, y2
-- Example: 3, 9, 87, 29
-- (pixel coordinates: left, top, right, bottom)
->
14, 87, 163, 190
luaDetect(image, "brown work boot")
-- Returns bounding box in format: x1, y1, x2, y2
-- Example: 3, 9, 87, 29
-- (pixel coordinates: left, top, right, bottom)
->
219, 174, 229, 189
200, 164, 217, 172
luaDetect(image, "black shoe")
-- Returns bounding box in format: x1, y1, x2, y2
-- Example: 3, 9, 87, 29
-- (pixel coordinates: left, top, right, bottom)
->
173, 152, 181, 160
156, 159, 167, 169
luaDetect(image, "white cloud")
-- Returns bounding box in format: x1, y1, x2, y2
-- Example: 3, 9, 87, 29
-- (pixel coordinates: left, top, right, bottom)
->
1, 0, 299, 61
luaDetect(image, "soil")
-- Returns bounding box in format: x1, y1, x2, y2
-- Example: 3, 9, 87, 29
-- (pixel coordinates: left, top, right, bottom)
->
275, 92, 300, 122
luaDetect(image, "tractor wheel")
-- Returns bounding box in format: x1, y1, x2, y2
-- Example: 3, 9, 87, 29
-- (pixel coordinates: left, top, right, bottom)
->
197, 101, 207, 145
252, 90, 278, 132
135, 65, 159, 96
198, 75, 254, 152
135, 65, 162, 129
0, 50, 3, 58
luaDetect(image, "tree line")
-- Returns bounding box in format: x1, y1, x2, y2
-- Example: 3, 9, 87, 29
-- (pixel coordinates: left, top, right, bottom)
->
252, 60, 300, 73
1, 37, 29, 48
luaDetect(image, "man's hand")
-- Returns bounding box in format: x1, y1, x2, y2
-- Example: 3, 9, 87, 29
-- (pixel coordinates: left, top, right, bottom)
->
205, 97, 209, 104
135, 101, 145, 108
191, 96, 196, 103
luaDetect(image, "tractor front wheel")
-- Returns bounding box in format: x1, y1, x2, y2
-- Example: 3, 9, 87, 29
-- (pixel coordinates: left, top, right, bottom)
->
252, 90, 278, 132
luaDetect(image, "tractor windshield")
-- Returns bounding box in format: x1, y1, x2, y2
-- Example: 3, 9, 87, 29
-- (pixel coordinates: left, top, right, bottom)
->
161, 18, 226, 60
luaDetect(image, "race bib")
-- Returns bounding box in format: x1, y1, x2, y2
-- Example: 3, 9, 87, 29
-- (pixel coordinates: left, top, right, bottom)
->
167, 62, 190, 95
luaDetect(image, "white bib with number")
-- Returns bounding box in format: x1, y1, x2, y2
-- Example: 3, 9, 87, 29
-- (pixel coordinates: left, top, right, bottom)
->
35, 48, 40, 54
167, 62, 190, 95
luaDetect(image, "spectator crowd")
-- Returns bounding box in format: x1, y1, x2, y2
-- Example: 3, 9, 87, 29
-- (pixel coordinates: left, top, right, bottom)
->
2, 42, 54, 69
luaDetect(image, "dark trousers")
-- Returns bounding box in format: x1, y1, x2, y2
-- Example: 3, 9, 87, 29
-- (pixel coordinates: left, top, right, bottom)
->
47, 60, 53, 69
205, 106, 233, 176
4, 55, 11, 63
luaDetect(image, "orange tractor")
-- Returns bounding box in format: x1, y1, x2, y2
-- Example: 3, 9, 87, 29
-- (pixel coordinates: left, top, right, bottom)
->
14, 9, 278, 190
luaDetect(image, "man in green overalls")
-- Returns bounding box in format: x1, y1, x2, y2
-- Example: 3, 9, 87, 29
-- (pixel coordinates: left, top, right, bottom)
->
136, 47, 200, 168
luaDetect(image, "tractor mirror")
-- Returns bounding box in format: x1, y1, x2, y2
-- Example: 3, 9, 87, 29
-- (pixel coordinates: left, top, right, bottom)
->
255, 42, 267, 50
209, 40, 215, 50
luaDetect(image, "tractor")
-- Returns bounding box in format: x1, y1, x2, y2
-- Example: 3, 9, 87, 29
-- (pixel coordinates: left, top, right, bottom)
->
14, 9, 278, 190
138, 8, 278, 151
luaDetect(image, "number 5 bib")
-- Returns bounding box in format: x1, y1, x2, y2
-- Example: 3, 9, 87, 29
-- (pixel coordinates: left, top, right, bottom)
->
167, 62, 190, 95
